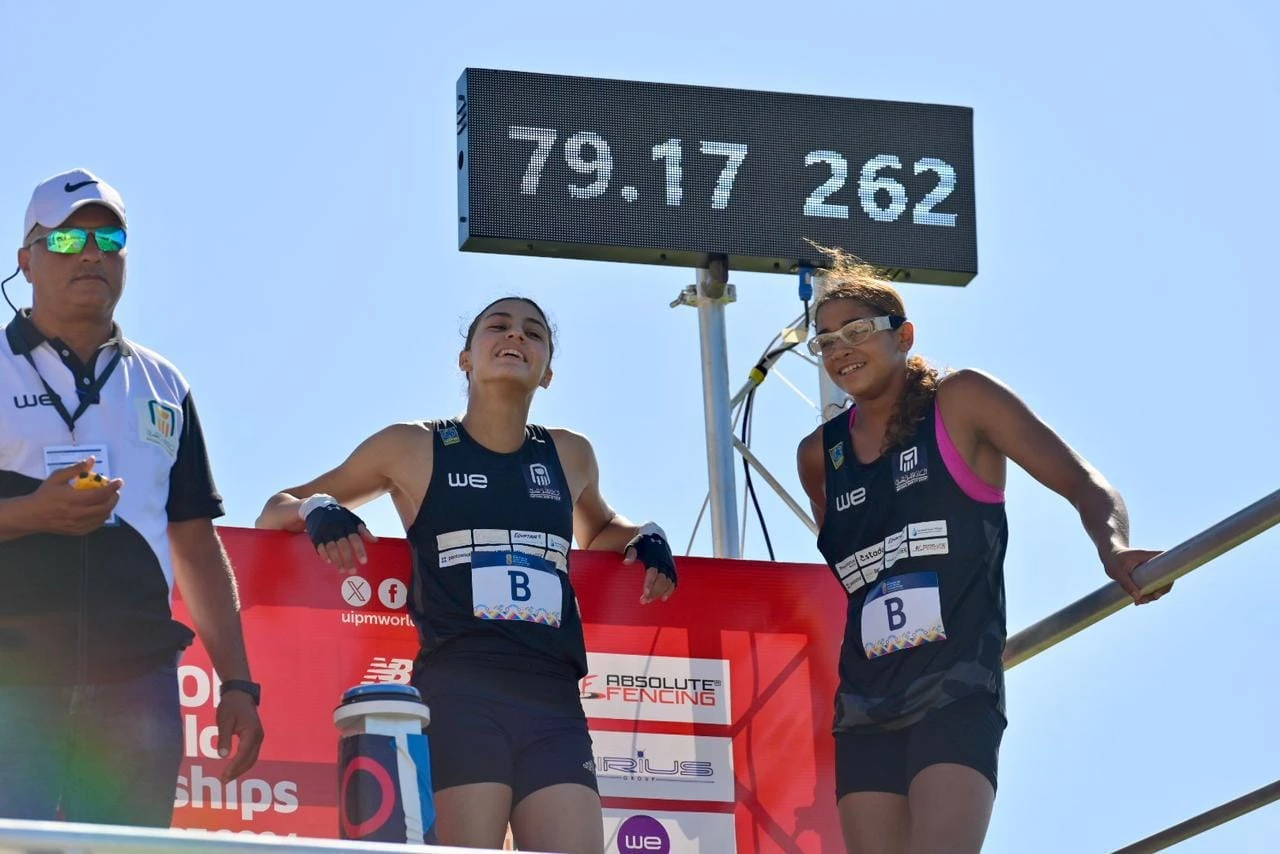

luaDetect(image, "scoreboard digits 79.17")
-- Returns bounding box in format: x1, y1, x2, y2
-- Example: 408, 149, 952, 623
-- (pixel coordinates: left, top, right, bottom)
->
458, 68, 976, 284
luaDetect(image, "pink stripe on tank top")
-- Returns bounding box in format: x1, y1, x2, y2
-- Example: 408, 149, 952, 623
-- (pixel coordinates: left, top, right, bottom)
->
846, 403, 1004, 502
935, 401, 1004, 503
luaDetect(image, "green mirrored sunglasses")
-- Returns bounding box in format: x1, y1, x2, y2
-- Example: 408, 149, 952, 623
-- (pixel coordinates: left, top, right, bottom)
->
29, 226, 127, 254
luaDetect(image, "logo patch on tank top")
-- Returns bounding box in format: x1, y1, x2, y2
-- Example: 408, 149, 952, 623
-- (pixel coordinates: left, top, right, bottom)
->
440, 425, 461, 445
828, 442, 845, 470
893, 444, 929, 492
523, 462, 562, 501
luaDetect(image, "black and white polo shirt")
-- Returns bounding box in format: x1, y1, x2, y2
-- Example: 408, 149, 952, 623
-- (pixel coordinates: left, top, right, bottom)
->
0, 309, 223, 684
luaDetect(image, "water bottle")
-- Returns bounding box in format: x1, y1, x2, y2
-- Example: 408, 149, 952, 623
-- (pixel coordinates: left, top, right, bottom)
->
334, 683, 435, 844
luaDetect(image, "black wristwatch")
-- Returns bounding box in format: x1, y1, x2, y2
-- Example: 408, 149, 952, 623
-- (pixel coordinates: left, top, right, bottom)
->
220, 679, 262, 707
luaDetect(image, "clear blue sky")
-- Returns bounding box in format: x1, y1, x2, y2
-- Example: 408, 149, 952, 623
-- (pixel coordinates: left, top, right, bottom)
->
4, 2, 1277, 850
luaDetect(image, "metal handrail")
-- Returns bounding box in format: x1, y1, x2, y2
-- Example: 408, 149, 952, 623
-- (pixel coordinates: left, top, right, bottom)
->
0, 818, 467, 852
1005, 489, 1280, 668
1111, 779, 1280, 853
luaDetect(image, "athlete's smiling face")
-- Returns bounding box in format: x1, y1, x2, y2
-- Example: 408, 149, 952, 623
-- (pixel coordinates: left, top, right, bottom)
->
814, 297, 912, 400
460, 298, 554, 391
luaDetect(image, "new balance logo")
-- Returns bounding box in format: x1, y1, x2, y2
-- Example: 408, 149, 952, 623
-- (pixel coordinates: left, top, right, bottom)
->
447, 472, 488, 489
13, 394, 55, 409
835, 487, 867, 512
362, 657, 413, 685
900, 447, 919, 472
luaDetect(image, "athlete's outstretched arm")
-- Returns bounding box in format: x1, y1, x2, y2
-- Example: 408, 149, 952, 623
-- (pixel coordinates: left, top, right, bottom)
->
254, 423, 425, 570
938, 369, 1166, 604
552, 429, 677, 604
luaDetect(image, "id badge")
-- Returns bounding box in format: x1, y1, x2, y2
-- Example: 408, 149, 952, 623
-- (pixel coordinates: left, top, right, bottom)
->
44, 443, 117, 526
471, 551, 563, 627
860, 571, 946, 659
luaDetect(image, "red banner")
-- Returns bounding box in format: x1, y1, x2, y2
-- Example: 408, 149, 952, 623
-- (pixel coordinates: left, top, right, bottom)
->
171, 527, 845, 852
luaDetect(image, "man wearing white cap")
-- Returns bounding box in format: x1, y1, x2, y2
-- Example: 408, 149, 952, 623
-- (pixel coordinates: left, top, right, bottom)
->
0, 169, 264, 826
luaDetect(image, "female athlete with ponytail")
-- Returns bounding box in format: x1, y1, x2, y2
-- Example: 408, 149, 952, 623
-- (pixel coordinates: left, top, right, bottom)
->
257, 297, 677, 853
795, 249, 1166, 854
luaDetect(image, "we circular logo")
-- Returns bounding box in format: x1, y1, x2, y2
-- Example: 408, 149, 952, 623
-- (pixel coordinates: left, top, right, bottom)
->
618, 815, 670, 854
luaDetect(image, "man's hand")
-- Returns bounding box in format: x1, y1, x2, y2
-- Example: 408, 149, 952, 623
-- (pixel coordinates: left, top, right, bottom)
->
26, 458, 122, 535
216, 690, 264, 783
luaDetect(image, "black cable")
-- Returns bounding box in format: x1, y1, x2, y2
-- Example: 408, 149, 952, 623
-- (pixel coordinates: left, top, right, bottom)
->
740, 386, 775, 561
736, 277, 813, 560
740, 341, 799, 562
1, 267, 21, 314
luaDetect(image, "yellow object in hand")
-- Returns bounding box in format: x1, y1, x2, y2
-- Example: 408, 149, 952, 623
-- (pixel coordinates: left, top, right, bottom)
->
72, 472, 108, 490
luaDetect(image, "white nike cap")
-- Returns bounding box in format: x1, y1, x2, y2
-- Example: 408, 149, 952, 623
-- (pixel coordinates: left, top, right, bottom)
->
23, 168, 127, 241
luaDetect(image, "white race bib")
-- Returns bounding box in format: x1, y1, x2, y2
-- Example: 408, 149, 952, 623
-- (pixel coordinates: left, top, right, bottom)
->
860, 571, 946, 659
471, 551, 563, 627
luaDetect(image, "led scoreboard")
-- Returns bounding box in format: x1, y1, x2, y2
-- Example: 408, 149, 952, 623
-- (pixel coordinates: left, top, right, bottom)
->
457, 68, 976, 284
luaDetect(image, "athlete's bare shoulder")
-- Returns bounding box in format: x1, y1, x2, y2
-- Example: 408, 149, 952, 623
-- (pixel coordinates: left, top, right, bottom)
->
546, 425, 592, 453
546, 426, 597, 503
796, 424, 826, 506
366, 420, 435, 456
363, 421, 437, 523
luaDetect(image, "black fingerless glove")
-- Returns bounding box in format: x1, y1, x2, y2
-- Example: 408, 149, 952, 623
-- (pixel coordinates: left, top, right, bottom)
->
627, 528, 677, 586
304, 504, 366, 548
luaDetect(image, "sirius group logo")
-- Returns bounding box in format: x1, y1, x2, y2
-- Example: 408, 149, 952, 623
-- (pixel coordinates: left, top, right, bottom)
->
590, 731, 734, 803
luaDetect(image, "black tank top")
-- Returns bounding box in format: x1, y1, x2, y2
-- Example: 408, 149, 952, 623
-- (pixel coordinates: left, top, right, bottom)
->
407, 419, 586, 682
817, 401, 1009, 732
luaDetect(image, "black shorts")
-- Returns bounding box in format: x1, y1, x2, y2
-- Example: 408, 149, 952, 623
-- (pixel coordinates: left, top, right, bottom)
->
415, 661, 597, 804
835, 692, 1006, 798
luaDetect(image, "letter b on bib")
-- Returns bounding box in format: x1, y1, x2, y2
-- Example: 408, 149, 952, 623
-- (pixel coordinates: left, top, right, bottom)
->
885, 597, 906, 631
508, 570, 532, 602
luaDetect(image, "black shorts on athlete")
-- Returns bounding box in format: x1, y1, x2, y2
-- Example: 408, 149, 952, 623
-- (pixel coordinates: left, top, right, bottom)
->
414, 659, 597, 804
835, 691, 1006, 798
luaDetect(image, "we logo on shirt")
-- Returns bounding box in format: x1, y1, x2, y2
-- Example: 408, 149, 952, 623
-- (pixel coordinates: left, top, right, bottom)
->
447, 472, 488, 489
836, 487, 867, 513
13, 393, 55, 409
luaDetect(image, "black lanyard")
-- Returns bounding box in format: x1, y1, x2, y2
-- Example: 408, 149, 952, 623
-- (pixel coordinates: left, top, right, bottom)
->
21, 346, 123, 436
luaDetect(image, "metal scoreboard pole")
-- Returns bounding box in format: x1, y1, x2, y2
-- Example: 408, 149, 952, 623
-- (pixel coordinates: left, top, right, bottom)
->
694, 257, 741, 558
672, 256, 741, 558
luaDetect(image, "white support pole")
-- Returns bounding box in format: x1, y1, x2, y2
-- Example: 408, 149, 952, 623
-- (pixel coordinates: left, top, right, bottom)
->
695, 258, 741, 558
733, 438, 818, 535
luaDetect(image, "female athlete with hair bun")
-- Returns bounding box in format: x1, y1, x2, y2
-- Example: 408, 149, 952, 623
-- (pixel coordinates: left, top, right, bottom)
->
258, 297, 677, 853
